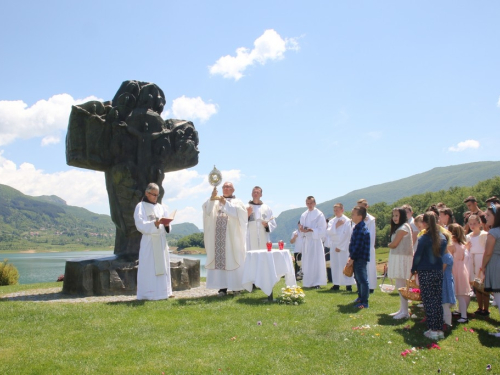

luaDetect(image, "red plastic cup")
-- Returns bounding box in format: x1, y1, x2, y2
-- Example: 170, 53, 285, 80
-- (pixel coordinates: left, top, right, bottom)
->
278, 240, 284, 250
266, 241, 272, 251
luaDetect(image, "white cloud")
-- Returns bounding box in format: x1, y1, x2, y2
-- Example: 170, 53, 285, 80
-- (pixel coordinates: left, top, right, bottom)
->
0, 151, 108, 210
161, 168, 243, 228
171, 96, 218, 123
0, 94, 100, 146
0, 92, 216, 146
163, 168, 243, 203
209, 29, 299, 80
448, 139, 480, 152
41, 135, 60, 146
165, 206, 202, 229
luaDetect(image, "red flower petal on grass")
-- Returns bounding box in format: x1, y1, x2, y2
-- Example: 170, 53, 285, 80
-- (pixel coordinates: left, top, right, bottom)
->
469, 329, 474, 333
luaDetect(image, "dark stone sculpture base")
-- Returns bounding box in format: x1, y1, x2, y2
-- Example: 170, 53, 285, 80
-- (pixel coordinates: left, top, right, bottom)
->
62, 255, 200, 296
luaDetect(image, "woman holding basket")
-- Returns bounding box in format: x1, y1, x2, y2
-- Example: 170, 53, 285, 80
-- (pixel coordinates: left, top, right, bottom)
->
387, 207, 414, 319
411, 212, 448, 340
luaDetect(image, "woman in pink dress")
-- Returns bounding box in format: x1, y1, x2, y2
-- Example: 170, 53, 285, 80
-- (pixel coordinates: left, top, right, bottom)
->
448, 224, 471, 323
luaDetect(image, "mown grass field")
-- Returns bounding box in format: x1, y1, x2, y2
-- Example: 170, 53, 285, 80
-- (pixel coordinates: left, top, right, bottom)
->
1, 277, 499, 374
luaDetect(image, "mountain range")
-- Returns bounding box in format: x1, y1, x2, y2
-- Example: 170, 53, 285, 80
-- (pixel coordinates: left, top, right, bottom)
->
1, 161, 499, 249
0, 184, 198, 250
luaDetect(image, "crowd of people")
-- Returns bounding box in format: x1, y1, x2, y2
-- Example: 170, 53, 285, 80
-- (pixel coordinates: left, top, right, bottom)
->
133, 181, 500, 340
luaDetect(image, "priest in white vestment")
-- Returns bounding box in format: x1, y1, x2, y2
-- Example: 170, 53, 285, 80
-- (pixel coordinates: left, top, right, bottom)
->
247, 186, 277, 250
326, 203, 354, 290
357, 199, 377, 292
299, 196, 327, 288
203, 182, 248, 296
134, 183, 173, 300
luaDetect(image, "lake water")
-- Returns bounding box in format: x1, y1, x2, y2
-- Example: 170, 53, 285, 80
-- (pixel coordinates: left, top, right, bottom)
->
2, 251, 207, 284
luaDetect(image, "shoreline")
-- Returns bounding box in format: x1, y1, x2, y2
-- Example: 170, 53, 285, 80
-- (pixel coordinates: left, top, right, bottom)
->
0, 248, 112, 254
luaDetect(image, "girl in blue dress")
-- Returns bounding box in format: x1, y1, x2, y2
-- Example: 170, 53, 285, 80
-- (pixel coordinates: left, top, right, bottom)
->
442, 249, 456, 329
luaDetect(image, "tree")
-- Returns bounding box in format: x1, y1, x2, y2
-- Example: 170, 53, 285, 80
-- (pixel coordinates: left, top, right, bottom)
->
0, 259, 19, 285
176, 232, 204, 249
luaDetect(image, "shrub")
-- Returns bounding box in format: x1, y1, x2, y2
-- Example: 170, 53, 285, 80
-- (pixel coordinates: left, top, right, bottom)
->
0, 259, 20, 285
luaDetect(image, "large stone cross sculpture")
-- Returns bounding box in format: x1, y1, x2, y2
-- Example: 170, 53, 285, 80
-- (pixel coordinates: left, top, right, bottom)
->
66, 80, 199, 260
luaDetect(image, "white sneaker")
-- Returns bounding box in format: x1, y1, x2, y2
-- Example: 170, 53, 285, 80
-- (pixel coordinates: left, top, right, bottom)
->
489, 332, 500, 337
424, 330, 444, 340
393, 312, 410, 320
389, 311, 401, 316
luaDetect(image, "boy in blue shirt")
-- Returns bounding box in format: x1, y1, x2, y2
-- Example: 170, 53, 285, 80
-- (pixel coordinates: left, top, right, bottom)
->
347, 206, 371, 308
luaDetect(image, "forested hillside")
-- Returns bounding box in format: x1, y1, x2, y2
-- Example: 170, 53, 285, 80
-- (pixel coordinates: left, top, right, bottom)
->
0, 184, 201, 251
0, 184, 115, 250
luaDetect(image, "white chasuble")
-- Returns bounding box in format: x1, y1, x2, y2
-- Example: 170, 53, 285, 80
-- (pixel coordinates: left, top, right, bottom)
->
203, 197, 248, 291
247, 203, 277, 250
300, 208, 327, 287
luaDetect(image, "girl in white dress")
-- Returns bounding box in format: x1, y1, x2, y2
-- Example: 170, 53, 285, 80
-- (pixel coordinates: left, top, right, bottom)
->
387, 208, 414, 319
466, 215, 490, 315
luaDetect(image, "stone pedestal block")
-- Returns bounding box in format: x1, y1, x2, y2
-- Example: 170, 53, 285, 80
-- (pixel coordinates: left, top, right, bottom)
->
62, 255, 200, 296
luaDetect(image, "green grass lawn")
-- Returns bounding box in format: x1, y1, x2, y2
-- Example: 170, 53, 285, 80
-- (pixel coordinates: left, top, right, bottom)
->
1, 279, 499, 374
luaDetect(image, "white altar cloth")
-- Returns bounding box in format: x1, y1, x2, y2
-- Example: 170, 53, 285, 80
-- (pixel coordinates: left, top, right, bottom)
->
242, 250, 297, 296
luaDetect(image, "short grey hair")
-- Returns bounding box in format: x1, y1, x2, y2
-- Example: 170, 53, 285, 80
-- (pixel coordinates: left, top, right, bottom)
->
145, 183, 160, 193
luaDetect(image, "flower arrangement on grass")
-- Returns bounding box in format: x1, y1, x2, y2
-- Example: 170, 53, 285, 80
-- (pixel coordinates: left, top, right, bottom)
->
277, 285, 305, 305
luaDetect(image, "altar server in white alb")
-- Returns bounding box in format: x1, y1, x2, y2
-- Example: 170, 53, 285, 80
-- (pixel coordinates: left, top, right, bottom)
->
247, 186, 277, 250
326, 203, 354, 291
299, 196, 328, 289
203, 182, 248, 296
357, 199, 377, 292
134, 183, 173, 300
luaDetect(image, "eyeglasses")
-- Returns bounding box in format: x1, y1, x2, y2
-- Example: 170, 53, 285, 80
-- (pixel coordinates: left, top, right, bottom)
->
147, 192, 159, 197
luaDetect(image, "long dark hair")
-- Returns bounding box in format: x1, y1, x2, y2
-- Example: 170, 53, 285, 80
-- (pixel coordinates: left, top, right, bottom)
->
438, 207, 455, 225
487, 203, 500, 229
390, 208, 408, 236
423, 211, 441, 257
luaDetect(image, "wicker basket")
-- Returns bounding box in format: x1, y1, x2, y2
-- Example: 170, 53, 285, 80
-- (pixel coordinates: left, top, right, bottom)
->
473, 278, 485, 293
398, 275, 422, 301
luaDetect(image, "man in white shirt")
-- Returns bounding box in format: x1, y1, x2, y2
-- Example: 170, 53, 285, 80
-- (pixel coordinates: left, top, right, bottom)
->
326, 203, 353, 291
299, 196, 327, 289
246, 186, 277, 250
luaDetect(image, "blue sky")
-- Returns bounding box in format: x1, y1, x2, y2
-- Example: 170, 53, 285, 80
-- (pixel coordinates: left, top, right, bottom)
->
1, 1, 499, 228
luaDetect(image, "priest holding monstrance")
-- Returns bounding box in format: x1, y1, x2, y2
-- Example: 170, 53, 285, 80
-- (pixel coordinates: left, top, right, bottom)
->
203, 167, 248, 296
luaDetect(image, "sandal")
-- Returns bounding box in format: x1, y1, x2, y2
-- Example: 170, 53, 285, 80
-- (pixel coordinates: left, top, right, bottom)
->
356, 303, 369, 309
